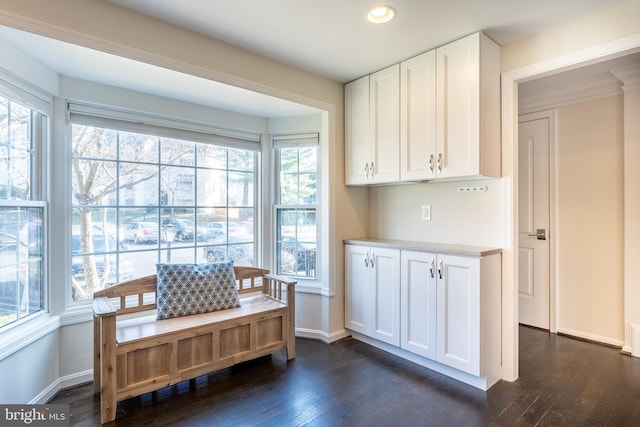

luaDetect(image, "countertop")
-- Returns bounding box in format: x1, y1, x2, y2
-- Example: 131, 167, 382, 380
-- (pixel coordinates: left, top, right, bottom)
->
344, 238, 502, 257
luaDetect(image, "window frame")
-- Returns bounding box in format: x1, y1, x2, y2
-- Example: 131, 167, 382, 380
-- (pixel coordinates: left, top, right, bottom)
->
273, 133, 320, 282
67, 113, 262, 305
0, 73, 51, 340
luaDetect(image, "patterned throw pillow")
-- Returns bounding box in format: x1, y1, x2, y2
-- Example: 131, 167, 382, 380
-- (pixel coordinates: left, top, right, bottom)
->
156, 261, 240, 320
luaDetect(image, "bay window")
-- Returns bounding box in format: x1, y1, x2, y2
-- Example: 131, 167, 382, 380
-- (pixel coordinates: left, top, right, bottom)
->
70, 109, 259, 302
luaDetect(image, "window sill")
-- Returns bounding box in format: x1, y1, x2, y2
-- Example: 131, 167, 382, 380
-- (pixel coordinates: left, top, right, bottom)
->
0, 313, 60, 362
291, 281, 334, 297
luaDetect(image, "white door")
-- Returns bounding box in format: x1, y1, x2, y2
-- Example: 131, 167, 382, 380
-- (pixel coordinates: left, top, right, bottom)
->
518, 116, 550, 329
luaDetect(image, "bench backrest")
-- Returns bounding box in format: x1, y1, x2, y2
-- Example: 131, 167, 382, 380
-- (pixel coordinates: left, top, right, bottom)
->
92, 265, 270, 316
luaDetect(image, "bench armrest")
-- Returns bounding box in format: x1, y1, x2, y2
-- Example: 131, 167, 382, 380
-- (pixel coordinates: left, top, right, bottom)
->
93, 296, 117, 318
263, 274, 297, 286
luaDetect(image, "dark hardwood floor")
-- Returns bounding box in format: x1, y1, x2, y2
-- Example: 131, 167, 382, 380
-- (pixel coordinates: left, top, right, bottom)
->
51, 326, 640, 426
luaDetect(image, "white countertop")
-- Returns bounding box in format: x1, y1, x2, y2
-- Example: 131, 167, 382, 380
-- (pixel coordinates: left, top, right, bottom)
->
344, 238, 502, 257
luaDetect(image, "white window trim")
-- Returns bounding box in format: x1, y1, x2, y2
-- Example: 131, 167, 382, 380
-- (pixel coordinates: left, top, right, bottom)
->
272, 133, 322, 292
0, 68, 51, 349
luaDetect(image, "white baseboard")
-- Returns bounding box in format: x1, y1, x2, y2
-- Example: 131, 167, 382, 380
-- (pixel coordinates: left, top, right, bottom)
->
31, 370, 93, 404
557, 327, 624, 348
295, 328, 351, 343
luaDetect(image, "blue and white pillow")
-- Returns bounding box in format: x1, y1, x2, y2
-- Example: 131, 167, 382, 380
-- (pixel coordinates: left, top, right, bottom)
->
156, 261, 240, 320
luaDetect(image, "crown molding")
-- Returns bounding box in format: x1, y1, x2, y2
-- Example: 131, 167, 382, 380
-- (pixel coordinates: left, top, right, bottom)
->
519, 72, 622, 114
610, 63, 640, 90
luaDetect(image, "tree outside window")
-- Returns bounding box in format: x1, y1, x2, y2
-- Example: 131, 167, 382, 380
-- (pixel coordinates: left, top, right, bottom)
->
71, 124, 256, 301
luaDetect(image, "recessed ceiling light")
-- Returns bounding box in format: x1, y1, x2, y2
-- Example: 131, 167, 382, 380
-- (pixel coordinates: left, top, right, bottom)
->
367, 5, 396, 24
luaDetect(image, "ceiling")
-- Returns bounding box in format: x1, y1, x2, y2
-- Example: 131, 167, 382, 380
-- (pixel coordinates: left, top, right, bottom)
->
0, 0, 633, 118
105, 0, 621, 83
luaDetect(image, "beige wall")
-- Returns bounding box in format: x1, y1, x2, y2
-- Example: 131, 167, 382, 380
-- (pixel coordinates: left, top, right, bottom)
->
501, 0, 640, 73
555, 95, 625, 344
368, 179, 503, 248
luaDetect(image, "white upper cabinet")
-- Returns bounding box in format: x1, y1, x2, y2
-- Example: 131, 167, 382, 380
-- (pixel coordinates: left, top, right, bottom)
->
400, 50, 437, 181
435, 32, 501, 180
369, 64, 400, 184
347, 32, 500, 185
345, 75, 371, 185
345, 64, 399, 185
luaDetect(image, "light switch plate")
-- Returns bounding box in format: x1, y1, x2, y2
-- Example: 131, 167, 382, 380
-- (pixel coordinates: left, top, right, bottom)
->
421, 204, 431, 221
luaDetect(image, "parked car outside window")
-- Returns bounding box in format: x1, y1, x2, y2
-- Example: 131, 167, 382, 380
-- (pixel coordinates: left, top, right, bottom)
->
161, 218, 201, 242
122, 221, 160, 244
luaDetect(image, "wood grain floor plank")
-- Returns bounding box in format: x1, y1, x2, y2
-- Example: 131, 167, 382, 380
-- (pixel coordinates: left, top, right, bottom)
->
48, 326, 640, 426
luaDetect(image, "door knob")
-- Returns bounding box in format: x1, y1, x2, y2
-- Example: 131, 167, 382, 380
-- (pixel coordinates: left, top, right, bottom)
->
528, 229, 546, 240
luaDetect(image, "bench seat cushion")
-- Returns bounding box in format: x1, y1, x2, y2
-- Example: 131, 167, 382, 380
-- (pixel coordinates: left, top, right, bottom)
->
156, 261, 240, 320
116, 294, 286, 344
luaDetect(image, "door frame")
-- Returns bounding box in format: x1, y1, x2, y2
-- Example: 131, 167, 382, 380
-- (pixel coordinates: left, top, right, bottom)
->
518, 110, 558, 334
501, 33, 640, 382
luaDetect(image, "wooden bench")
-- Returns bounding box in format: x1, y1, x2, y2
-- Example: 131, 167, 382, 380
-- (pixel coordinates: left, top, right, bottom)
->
93, 266, 296, 424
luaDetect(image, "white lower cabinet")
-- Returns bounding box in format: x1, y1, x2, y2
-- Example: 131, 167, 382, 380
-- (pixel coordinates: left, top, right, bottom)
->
400, 250, 437, 359
345, 244, 400, 346
346, 243, 501, 389
435, 253, 481, 375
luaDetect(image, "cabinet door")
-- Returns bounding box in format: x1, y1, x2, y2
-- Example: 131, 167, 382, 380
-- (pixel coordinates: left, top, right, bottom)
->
345, 244, 371, 334
370, 247, 400, 345
436, 33, 481, 179
401, 251, 437, 359
401, 50, 437, 181
345, 75, 371, 185
436, 254, 480, 375
370, 64, 400, 184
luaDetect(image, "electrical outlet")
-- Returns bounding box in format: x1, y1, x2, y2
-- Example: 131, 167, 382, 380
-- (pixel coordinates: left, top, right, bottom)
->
421, 204, 431, 221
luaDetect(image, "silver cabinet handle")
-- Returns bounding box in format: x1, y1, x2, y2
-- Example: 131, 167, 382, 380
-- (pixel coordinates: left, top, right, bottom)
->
429, 259, 435, 278
438, 259, 443, 280
369, 162, 374, 177
364, 250, 369, 267
437, 153, 443, 172
370, 252, 375, 268
428, 154, 434, 173
364, 163, 369, 178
